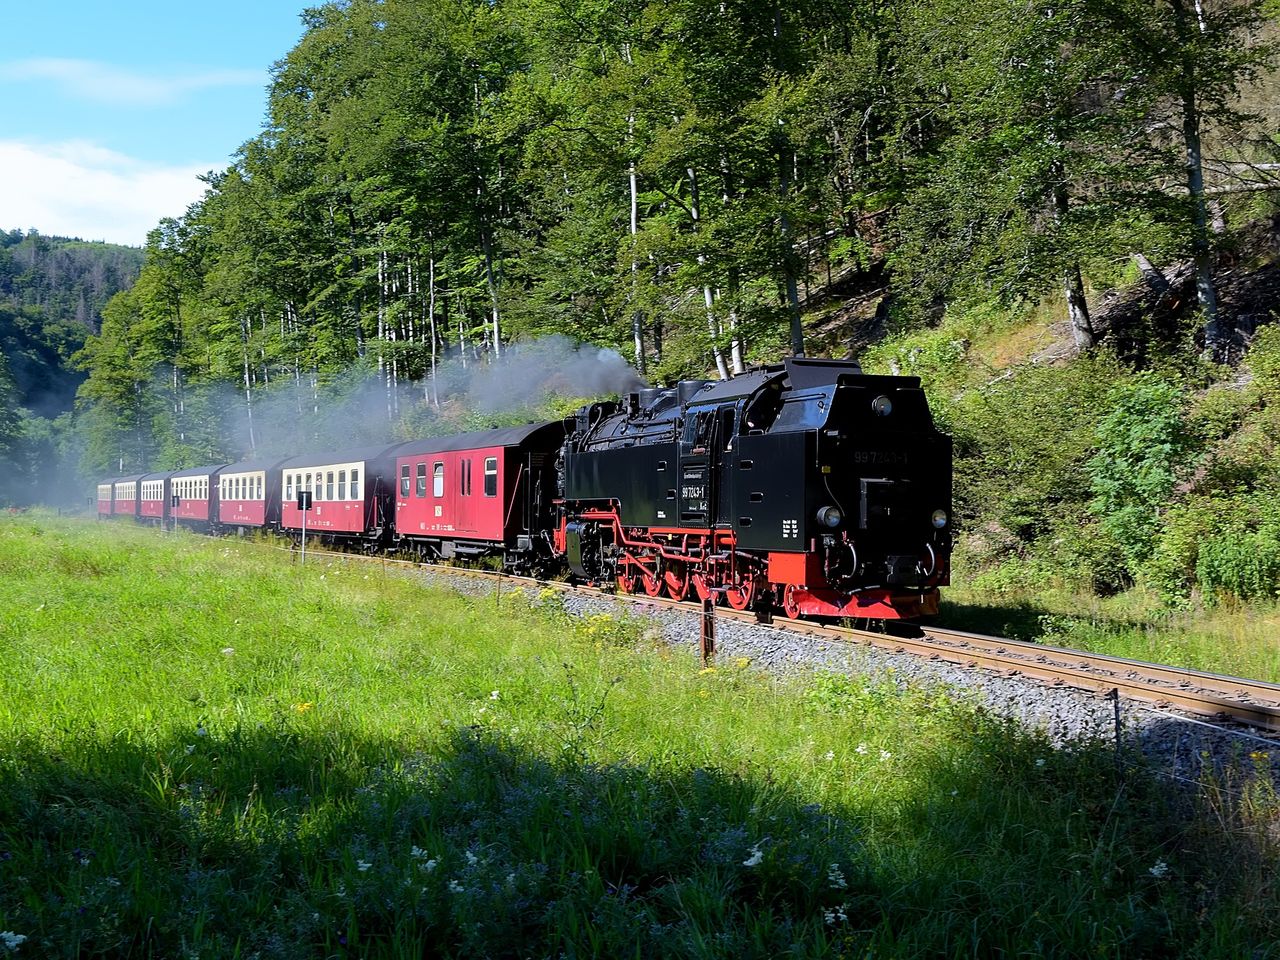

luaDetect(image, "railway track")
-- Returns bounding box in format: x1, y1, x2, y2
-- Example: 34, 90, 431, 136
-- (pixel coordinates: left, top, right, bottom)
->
289, 543, 1280, 737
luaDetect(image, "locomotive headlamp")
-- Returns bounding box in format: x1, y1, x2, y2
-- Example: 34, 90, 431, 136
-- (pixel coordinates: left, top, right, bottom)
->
931, 509, 948, 529
816, 505, 843, 528
871, 395, 893, 416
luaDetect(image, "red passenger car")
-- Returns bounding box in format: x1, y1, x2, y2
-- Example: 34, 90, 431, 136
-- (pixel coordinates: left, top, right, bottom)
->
279, 446, 398, 542
111, 475, 144, 519
216, 458, 288, 532
97, 481, 114, 518
169, 465, 224, 529
391, 423, 566, 562
138, 472, 173, 525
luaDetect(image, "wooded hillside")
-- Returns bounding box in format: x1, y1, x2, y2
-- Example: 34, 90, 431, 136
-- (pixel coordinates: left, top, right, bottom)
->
69, 0, 1280, 478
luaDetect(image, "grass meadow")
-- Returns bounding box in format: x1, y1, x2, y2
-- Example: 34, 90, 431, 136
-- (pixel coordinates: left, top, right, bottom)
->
1, 515, 1278, 958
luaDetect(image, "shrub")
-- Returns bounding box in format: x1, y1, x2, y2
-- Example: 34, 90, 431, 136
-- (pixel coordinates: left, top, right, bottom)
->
1087, 373, 1199, 574
1196, 524, 1280, 604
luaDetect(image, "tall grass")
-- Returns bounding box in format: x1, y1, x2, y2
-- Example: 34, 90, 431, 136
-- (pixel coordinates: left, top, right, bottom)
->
1, 515, 1277, 958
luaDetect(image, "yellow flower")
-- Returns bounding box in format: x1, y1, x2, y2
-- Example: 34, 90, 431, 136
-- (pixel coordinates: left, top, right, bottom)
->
698, 667, 717, 675
735, 657, 751, 669
697, 689, 710, 698
293, 701, 314, 714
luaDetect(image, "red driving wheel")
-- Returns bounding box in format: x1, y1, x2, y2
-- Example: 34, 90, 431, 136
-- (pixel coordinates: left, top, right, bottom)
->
723, 576, 755, 610
781, 583, 802, 619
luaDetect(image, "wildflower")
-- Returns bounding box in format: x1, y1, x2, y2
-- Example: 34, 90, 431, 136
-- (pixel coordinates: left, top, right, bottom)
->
105, 877, 121, 887
855, 743, 868, 755
950, 789, 959, 797
448, 879, 464, 893
823, 905, 848, 926
221, 647, 234, 656
827, 863, 848, 890
699, 667, 717, 675
743, 844, 764, 868
1149, 859, 1169, 879
489, 690, 500, 700
1035, 758, 1046, 768
465, 851, 478, 866
697, 690, 710, 699
356, 859, 372, 872
735, 657, 751, 668
823, 751, 835, 761
184, 744, 195, 755
1250, 751, 1269, 761
293, 702, 314, 714
879, 749, 892, 761
195, 726, 208, 737
0, 932, 27, 949
411, 846, 428, 860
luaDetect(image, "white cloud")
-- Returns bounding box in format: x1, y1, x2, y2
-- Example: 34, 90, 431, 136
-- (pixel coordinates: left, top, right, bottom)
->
0, 58, 263, 106
0, 140, 215, 246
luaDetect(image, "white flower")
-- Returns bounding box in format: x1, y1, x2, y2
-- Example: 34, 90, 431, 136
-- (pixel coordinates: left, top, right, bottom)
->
424, 859, 437, 872
1149, 859, 1169, 878
105, 877, 121, 887
827, 863, 848, 890
221, 647, 234, 656
1035, 758, 1046, 767
823, 905, 848, 926
410, 846, 428, 860
356, 859, 372, 872
823, 751, 835, 761
950, 789, 959, 797
0, 932, 26, 949
195, 726, 207, 738
184, 744, 195, 755
465, 851, 478, 866
879, 750, 892, 761
490, 690, 500, 700
855, 743, 868, 755
448, 879, 464, 893
743, 844, 764, 868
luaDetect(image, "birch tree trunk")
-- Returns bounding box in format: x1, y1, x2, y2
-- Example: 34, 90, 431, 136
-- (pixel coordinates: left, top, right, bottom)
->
1171, 0, 1223, 358
688, 166, 730, 379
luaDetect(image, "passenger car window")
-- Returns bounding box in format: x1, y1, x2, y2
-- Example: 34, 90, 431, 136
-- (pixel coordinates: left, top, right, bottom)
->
327, 471, 335, 500
484, 458, 498, 497
350, 469, 360, 501
338, 470, 347, 500
433, 462, 443, 497
400, 464, 411, 498
416, 462, 427, 497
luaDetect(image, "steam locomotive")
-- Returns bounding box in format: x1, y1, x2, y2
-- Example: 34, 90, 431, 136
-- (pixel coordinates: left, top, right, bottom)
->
97, 357, 951, 620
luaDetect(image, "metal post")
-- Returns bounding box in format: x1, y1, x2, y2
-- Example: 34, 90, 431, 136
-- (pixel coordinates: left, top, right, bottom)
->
300, 503, 307, 566
1109, 688, 1123, 775
700, 595, 716, 667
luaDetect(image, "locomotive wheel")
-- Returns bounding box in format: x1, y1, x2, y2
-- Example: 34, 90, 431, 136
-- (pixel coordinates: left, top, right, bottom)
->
781, 583, 802, 620
691, 573, 712, 602
724, 577, 755, 611
617, 565, 638, 594
664, 562, 690, 600
641, 567, 663, 597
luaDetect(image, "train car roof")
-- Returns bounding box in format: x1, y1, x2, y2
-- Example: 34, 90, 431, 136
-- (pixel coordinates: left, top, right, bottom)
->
170, 464, 229, 479
686, 369, 785, 407
389, 422, 561, 459
280, 444, 402, 469
112, 474, 147, 484
139, 470, 175, 482
219, 456, 291, 474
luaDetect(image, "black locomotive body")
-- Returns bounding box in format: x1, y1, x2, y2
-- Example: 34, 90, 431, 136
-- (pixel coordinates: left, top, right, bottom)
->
558, 357, 952, 619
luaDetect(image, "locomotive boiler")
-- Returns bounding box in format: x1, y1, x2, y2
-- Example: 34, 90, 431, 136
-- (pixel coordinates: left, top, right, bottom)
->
557, 357, 952, 619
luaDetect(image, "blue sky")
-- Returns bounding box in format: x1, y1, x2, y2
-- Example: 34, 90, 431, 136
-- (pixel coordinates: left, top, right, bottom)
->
0, 2, 307, 245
